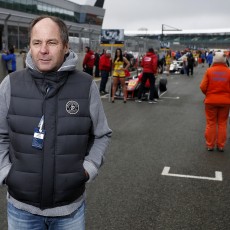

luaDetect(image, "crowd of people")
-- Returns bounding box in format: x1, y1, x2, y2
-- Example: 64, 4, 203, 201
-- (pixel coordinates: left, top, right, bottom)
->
83, 46, 230, 153
81, 46, 230, 81
2, 43, 230, 107
80, 46, 230, 112
81, 46, 160, 104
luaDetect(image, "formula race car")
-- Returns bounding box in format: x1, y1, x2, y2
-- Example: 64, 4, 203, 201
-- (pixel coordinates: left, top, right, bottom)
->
169, 60, 184, 74
126, 72, 167, 100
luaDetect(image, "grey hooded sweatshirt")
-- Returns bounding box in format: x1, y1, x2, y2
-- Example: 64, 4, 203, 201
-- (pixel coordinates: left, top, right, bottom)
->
0, 50, 112, 216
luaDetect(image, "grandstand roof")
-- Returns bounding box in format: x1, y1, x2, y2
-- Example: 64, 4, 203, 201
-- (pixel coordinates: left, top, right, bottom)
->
125, 28, 230, 36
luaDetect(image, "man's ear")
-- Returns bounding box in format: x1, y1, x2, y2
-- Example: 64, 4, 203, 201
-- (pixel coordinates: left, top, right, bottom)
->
65, 43, 69, 54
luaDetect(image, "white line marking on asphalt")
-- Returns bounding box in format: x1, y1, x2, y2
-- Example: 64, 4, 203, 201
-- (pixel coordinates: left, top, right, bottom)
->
161, 166, 223, 181
159, 91, 167, 97
100, 94, 109, 98
160, 96, 180, 99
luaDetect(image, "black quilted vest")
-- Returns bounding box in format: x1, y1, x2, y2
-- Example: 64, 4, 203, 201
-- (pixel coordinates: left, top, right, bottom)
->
6, 68, 92, 209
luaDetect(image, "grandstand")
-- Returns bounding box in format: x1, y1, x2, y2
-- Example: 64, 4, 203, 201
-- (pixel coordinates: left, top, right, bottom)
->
125, 28, 230, 51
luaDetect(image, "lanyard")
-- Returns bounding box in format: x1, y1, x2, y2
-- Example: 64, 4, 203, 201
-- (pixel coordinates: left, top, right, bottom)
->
38, 115, 44, 133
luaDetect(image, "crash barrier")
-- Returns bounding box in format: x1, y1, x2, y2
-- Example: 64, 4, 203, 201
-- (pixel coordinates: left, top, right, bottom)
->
0, 53, 85, 83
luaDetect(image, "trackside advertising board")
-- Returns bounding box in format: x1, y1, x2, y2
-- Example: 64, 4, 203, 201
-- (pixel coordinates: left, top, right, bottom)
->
100, 29, 124, 47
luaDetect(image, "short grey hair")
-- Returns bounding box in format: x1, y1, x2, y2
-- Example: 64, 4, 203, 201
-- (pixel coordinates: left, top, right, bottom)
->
28, 15, 69, 45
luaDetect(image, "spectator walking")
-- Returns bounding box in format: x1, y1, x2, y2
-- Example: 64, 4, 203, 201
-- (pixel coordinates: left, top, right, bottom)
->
111, 48, 130, 103
182, 53, 188, 75
99, 49, 112, 95
20, 50, 27, 68
0, 15, 112, 230
175, 50, 182, 60
200, 52, 206, 67
2, 47, 16, 73
200, 51, 230, 152
83, 46, 95, 76
157, 51, 165, 74
136, 48, 158, 104
206, 51, 213, 67
186, 52, 195, 76
165, 50, 171, 76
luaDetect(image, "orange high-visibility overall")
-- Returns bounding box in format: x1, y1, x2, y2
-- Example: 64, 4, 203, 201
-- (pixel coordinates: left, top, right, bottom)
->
200, 63, 230, 149
204, 104, 230, 148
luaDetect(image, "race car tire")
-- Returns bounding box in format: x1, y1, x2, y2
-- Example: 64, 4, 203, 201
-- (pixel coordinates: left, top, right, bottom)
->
159, 78, 167, 92
154, 83, 160, 99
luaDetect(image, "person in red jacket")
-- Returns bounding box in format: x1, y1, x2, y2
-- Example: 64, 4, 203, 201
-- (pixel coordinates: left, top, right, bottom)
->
99, 50, 112, 95
136, 48, 158, 103
83, 46, 95, 76
200, 51, 230, 152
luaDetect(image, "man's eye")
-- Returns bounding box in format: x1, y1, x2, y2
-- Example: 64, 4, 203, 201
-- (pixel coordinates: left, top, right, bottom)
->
48, 41, 58, 45
33, 42, 40, 45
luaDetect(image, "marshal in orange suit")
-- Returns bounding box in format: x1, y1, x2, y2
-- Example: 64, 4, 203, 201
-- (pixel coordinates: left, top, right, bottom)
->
200, 51, 230, 152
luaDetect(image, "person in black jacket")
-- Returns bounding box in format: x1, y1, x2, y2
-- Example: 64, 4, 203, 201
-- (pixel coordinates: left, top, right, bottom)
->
186, 52, 195, 76
94, 49, 100, 77
0, 15, 112, 230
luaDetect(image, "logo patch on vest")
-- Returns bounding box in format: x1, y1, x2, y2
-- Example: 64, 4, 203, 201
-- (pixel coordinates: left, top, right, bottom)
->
66, 101, 79, 114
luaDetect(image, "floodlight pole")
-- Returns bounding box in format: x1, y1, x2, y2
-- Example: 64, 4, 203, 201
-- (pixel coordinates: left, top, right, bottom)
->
161, 24, 182, 41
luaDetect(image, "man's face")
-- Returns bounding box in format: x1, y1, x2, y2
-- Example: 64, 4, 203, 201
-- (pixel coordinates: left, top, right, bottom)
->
30, 18, 69, 72
106, 53, 111, 58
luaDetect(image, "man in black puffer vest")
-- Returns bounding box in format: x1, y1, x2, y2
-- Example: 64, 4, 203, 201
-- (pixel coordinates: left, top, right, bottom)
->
0, 15, 112, 230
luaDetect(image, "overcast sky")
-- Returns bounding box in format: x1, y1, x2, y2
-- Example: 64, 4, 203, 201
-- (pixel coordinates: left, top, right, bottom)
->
69, 0, 230, 32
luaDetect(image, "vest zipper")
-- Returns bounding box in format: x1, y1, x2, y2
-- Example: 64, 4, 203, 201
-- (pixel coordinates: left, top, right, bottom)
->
52, 89, 58, 206
39, 84, 50, 209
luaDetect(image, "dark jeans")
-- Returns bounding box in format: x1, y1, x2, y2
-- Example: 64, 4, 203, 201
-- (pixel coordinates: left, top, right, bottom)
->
187, 65, 193, 76
84, 67, 93, 76
94, 65, 100, 77
137, 72, 156, 100
99, 70, 110, 92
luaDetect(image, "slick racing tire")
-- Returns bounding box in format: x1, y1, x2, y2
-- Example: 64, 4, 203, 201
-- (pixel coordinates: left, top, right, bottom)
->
154, 83, 160, 99
159, 77, 167, 92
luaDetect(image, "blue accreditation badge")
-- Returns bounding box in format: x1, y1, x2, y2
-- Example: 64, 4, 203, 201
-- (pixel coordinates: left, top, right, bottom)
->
32, 116, 45, 150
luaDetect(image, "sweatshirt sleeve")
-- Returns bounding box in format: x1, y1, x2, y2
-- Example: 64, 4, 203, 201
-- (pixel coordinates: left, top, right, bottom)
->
83, 81, 112, 182
200, 70, 209, 95
0, 75, 12, 186
2, 54, 10, 61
